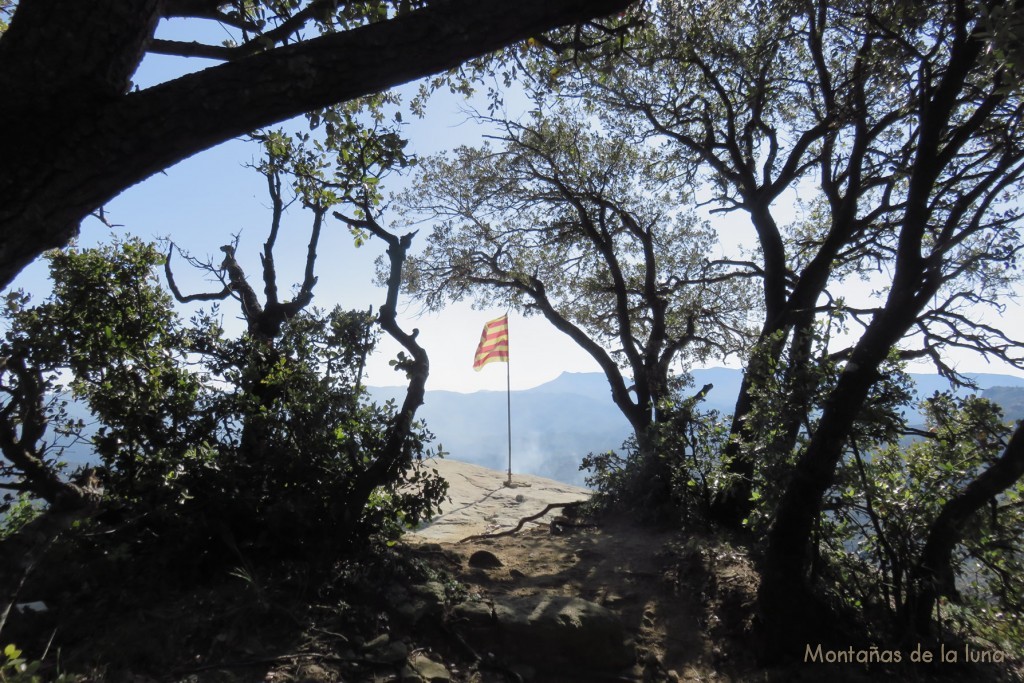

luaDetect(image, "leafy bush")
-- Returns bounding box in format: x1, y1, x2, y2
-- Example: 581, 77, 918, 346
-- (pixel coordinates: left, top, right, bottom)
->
823, 393, 1024, 646
0, 495, 41, 542
0, 239, 447, 575
582, 390, 729, 525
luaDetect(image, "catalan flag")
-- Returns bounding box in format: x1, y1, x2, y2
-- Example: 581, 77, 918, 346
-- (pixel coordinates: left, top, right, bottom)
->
473, 315, 509, 371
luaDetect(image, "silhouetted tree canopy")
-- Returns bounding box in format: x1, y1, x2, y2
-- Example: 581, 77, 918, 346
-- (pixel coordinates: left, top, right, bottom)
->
0, 0, 632, 289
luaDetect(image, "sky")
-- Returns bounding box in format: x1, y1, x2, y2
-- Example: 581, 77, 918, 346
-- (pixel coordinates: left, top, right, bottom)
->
8, 13, 1024, 394
7, 16, 612, 394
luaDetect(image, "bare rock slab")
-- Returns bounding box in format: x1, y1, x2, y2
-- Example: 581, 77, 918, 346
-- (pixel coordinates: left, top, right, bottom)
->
408, 459, 591, 544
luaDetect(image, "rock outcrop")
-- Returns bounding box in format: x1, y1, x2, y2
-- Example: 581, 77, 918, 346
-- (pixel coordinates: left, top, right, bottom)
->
410, 458, 591, 543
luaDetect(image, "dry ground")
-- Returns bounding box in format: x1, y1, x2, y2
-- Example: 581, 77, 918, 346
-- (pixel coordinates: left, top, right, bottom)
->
422, 519, 762, 682
7, 460, 1020, 682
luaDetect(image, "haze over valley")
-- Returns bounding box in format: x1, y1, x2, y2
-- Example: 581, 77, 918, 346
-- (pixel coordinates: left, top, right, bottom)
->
368, 369, 1024, 487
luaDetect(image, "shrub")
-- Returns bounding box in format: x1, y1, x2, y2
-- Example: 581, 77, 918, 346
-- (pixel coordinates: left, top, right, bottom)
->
0, 239, 447, 577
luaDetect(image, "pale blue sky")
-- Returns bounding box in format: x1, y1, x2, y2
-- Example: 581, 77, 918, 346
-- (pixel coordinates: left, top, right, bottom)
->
8, 14, 1024, 393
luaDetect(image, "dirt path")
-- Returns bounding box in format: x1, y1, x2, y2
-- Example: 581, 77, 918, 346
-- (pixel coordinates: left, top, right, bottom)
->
404, 461, 760, 681
424, 522, 760, 682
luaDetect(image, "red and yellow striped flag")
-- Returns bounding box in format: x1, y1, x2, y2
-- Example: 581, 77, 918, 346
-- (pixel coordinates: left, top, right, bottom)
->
473, 315, 509, 371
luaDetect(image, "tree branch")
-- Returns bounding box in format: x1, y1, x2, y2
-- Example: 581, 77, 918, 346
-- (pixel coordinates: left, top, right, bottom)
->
164, 245, 232, 304
911, 419, 1024, 633
0, 0, 633, 289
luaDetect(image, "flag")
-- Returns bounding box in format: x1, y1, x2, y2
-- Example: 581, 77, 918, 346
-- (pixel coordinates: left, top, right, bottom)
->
473, 315, 509, 371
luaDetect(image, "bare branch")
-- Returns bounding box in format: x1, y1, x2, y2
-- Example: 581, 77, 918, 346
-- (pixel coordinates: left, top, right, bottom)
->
164, 245, 232, 304
147, 39, 239, 61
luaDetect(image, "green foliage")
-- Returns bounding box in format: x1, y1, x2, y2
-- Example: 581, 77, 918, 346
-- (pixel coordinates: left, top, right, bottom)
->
977, 0, 1024, 86
7, 240, 204, 485
583, 387, 730, 525
400, 105, 755, 363
255, 102, 414, 217
725, 321, 914, 532
0, 0, 12, 35
824, 394, 1024, 646
655, 403, 732, 523
0, 238, 446, 573
401, 94, 757, 514
0, 494, 40, 541
0, 643, 70, 683
580, 447, 631, 513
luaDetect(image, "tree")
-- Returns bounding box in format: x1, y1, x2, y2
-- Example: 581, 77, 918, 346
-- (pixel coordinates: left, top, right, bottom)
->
0, 0, 632, 290
0, 238, 199, 629
907, 400, 1024, 637
0, 125, 447, 617
979, 0, 1024, 82
163, 130, 339, 464
152, 124, 442, 554
510, 0, 1024, 649
746, 0, 1024, 647
551, 0, 1022, 530
0, 235, 443, 576
398, 104, 756, 514
0, 2, 12, 33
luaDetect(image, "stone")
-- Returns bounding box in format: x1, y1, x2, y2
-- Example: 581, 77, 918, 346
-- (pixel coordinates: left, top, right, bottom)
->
399, 664, 423, 683
410, 580, 447, 607
452, 598, 495, 623
600, 591, 635, 608
396, 600, 430, 623
408, 459, 590, 543
468, 549, 503, 569
387, 584, 410, 604
510, 664, 536, 681
396, 580, 447, 624
362, 633, 390, 651
409, 652, 451, 682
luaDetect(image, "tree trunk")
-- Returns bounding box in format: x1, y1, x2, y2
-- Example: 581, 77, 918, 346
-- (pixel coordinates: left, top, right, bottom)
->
755, 12, 990, 653
710, 369, 759, 528
0, 1, 160, 108
0, 0, 631, 289
711, 325, 789, 529
341, 224, 430, 533
711, 262, 836, 530
0, 475, 103, 637
623, 425, 672, 516
756, 308, 914, 655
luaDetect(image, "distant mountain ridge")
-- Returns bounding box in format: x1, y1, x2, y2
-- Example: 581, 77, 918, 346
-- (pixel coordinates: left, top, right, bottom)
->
46, 369, 1024, 488
366, 377, 631, 486
370, 368, 1024, 486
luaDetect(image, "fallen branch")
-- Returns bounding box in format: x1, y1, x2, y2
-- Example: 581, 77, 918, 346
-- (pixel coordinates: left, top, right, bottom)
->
457, 501, 585, 544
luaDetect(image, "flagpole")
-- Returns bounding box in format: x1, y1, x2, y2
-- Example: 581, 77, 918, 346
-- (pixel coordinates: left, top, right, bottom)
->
473, 314, 515, 486
505, 331, 512, 486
